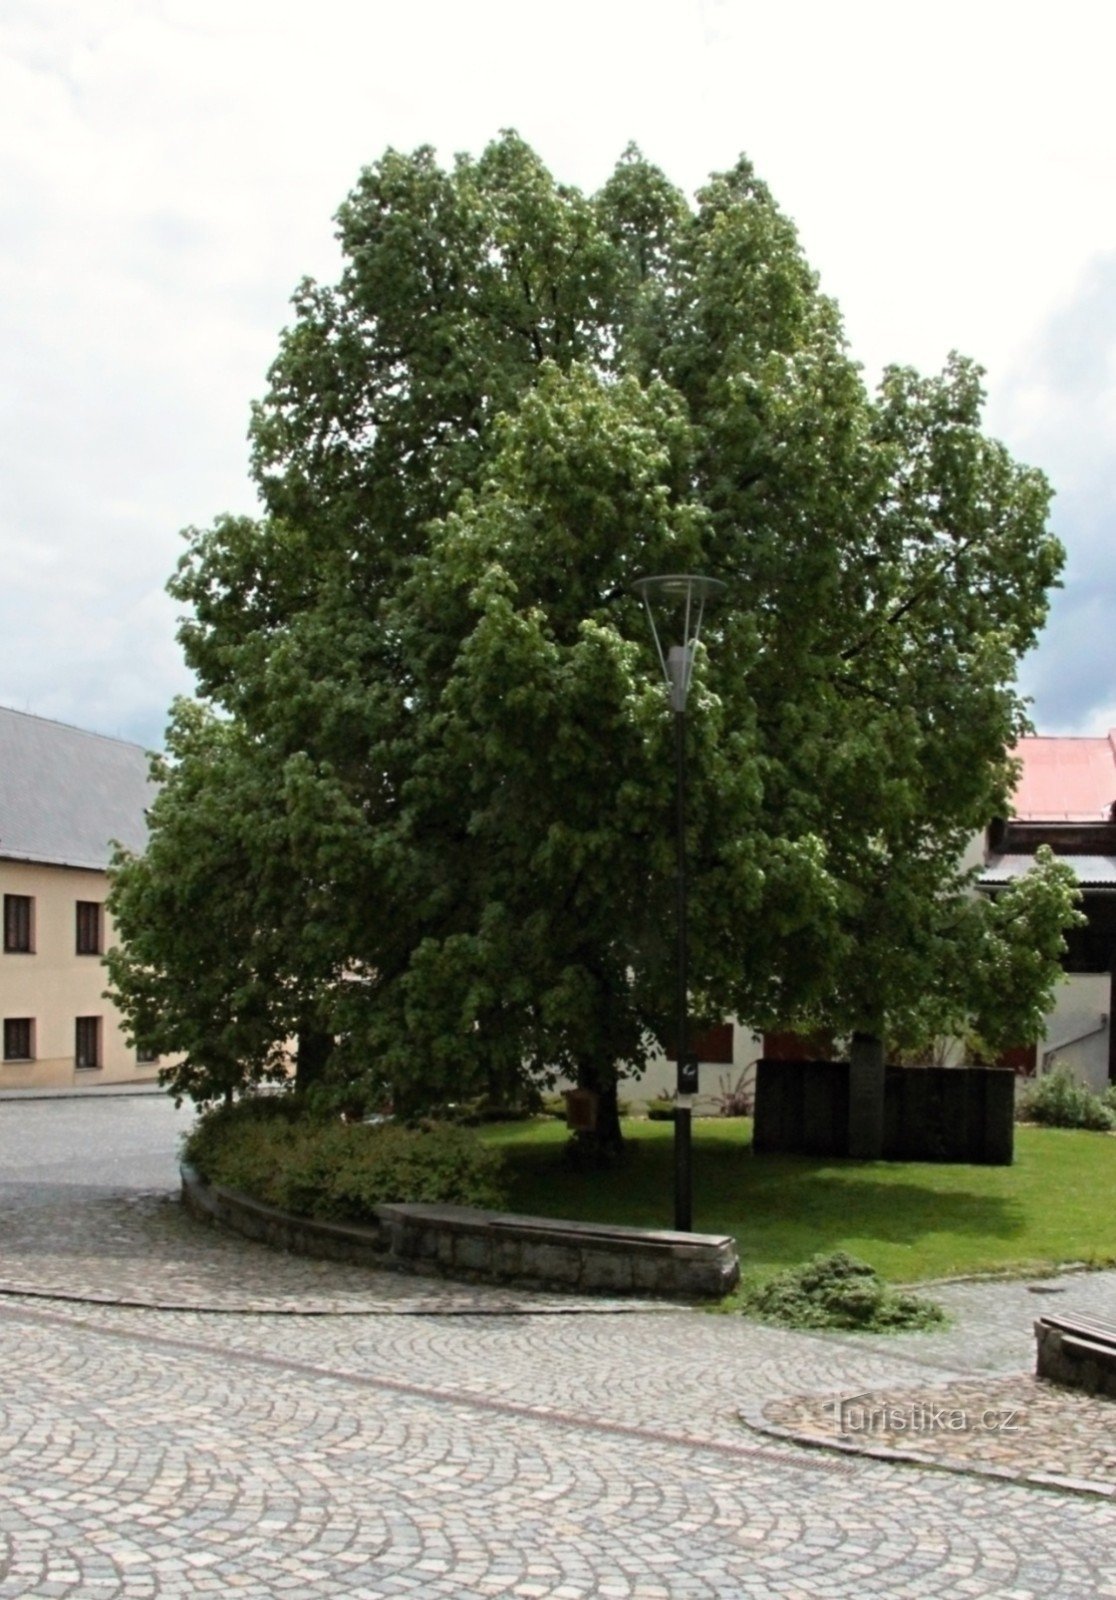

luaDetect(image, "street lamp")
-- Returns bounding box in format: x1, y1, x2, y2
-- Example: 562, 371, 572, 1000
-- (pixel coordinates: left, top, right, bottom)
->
633, 573, 726, 1232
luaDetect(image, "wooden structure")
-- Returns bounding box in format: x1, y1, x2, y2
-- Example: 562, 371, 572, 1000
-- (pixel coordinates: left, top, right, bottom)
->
752, 1059, 1014, 1164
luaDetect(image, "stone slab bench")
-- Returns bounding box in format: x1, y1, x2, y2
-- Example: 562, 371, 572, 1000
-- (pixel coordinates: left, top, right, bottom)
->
181, 1165, 739, 1300
376, 1202, 739, 1298
1035, 1311, 1116, 1399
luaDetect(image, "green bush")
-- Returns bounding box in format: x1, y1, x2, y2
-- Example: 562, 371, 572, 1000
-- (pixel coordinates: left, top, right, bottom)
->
646, 1091, 677, 1121
183, 1096, 507, 1223
1018, 1066, 1115, 1132
433, 1096, 540, 1125
739, 1250, 947, 1332
539, 1092, 633, 1121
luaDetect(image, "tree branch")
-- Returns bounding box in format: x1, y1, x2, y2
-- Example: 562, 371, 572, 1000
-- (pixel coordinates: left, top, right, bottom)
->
839, 531, 983, 663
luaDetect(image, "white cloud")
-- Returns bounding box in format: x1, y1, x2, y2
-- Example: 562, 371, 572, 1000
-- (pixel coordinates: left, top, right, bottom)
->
2, 0, 1115, 741
995, 252, 1116, 734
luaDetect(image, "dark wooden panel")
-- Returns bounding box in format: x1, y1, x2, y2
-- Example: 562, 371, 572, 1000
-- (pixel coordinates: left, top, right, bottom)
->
996, 1043, 1037, 1076
762, 1029, 834, 1062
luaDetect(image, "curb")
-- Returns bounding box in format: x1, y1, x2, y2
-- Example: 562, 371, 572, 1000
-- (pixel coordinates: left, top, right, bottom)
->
0, 1082, 163, 1102
0, 1278, 682, 1317
736, 1397, 1116, 1502
910, 1260, 1108, 1290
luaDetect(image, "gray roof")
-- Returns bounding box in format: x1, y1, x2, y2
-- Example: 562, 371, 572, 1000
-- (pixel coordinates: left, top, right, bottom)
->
0, 707, 153, 871
981, 853, 1116, 889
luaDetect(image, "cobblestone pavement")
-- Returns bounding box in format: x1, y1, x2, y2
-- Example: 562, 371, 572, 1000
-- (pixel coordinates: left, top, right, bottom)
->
757, 1371, 1116, 1491
734, 1272, 1116, 1496
0, 1186, 655, 1314
3, 1100, 1116, 1596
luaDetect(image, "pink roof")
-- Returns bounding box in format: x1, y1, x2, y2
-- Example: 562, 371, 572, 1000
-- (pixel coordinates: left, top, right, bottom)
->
1010, 733, 1116, 821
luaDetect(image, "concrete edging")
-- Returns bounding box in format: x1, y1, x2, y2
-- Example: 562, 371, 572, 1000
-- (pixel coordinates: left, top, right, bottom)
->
180, 1164, 739, 1299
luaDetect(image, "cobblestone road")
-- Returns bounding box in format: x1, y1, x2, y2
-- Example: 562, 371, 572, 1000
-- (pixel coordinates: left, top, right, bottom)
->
2, 1095, 1116, 1597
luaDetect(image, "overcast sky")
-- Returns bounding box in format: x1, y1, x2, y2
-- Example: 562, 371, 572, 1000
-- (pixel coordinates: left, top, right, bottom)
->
2, 0, 1115, 748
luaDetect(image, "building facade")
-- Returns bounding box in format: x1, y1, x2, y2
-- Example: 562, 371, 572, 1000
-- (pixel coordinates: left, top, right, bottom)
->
982, 732, 1116, 1090
1, 707, 159, 1087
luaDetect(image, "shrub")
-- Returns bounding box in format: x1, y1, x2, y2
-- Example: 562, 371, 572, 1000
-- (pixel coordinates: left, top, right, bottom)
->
1018, 1066, 1115, 1132
434, 1096, 539, 1125
739, 1250, 948, 1332
715, 1070, 753, 1117
183, 1096, 507, 1223
540, 1091, 632, 1121
646, 1096, 676, 1121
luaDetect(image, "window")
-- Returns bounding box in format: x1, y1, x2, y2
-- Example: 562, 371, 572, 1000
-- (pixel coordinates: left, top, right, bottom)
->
3, 895, 33, 953
76, 901, 103, 956
3, 1019, 34, 1061
75, 1016, 102, 1069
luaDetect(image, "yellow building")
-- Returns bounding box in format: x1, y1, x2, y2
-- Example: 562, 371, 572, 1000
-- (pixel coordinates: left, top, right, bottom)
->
1, 706, 158, 1087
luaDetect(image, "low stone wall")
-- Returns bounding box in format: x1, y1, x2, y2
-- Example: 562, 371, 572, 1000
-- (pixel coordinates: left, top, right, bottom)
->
180, 1164, 739, 1300
181, 1162, 392, 1268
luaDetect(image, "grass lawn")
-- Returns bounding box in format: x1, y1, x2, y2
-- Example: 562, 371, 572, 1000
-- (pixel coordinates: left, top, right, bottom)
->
480, 1117, 1116, 1286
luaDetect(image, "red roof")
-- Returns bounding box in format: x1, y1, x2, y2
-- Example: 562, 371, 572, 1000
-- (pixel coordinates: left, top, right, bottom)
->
1011, 733, 1116, 821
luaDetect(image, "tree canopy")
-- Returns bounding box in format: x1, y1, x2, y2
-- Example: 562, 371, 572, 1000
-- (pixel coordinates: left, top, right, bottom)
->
108, 132, 1079, 1113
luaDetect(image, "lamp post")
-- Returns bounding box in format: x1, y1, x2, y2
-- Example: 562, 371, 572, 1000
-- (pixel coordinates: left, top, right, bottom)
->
633, 573, 726, 1232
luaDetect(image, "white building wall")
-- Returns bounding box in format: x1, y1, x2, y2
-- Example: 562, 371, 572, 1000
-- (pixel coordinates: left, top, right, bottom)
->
625, 1020, 764, 1110
1039, 972, 1110, 1093
555, 1019, 761, 1112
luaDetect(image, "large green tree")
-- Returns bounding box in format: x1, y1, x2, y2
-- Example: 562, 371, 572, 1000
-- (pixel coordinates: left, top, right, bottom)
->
109, 133, 1076, 1126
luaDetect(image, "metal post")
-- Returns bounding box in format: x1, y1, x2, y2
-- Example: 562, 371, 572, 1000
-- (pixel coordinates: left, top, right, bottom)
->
633, 575, 725, 1234
674, 705, 692, 1232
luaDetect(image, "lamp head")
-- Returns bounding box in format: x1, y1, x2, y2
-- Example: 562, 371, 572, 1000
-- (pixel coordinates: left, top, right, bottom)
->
632, 572, 726, 712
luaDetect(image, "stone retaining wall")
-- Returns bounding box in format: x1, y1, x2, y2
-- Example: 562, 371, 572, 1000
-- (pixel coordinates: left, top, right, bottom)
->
180, 1165, 739, 1300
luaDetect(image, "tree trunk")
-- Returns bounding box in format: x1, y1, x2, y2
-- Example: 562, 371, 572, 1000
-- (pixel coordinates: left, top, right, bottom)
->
566, 1058, 626, 1169
295, 1028, 334, 1096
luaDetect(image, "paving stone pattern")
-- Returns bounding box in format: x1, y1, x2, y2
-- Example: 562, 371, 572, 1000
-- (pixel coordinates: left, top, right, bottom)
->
0, 1186, 657, 1314
3, 1102, 1116, 1596
757, 1372, 1116, 1491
